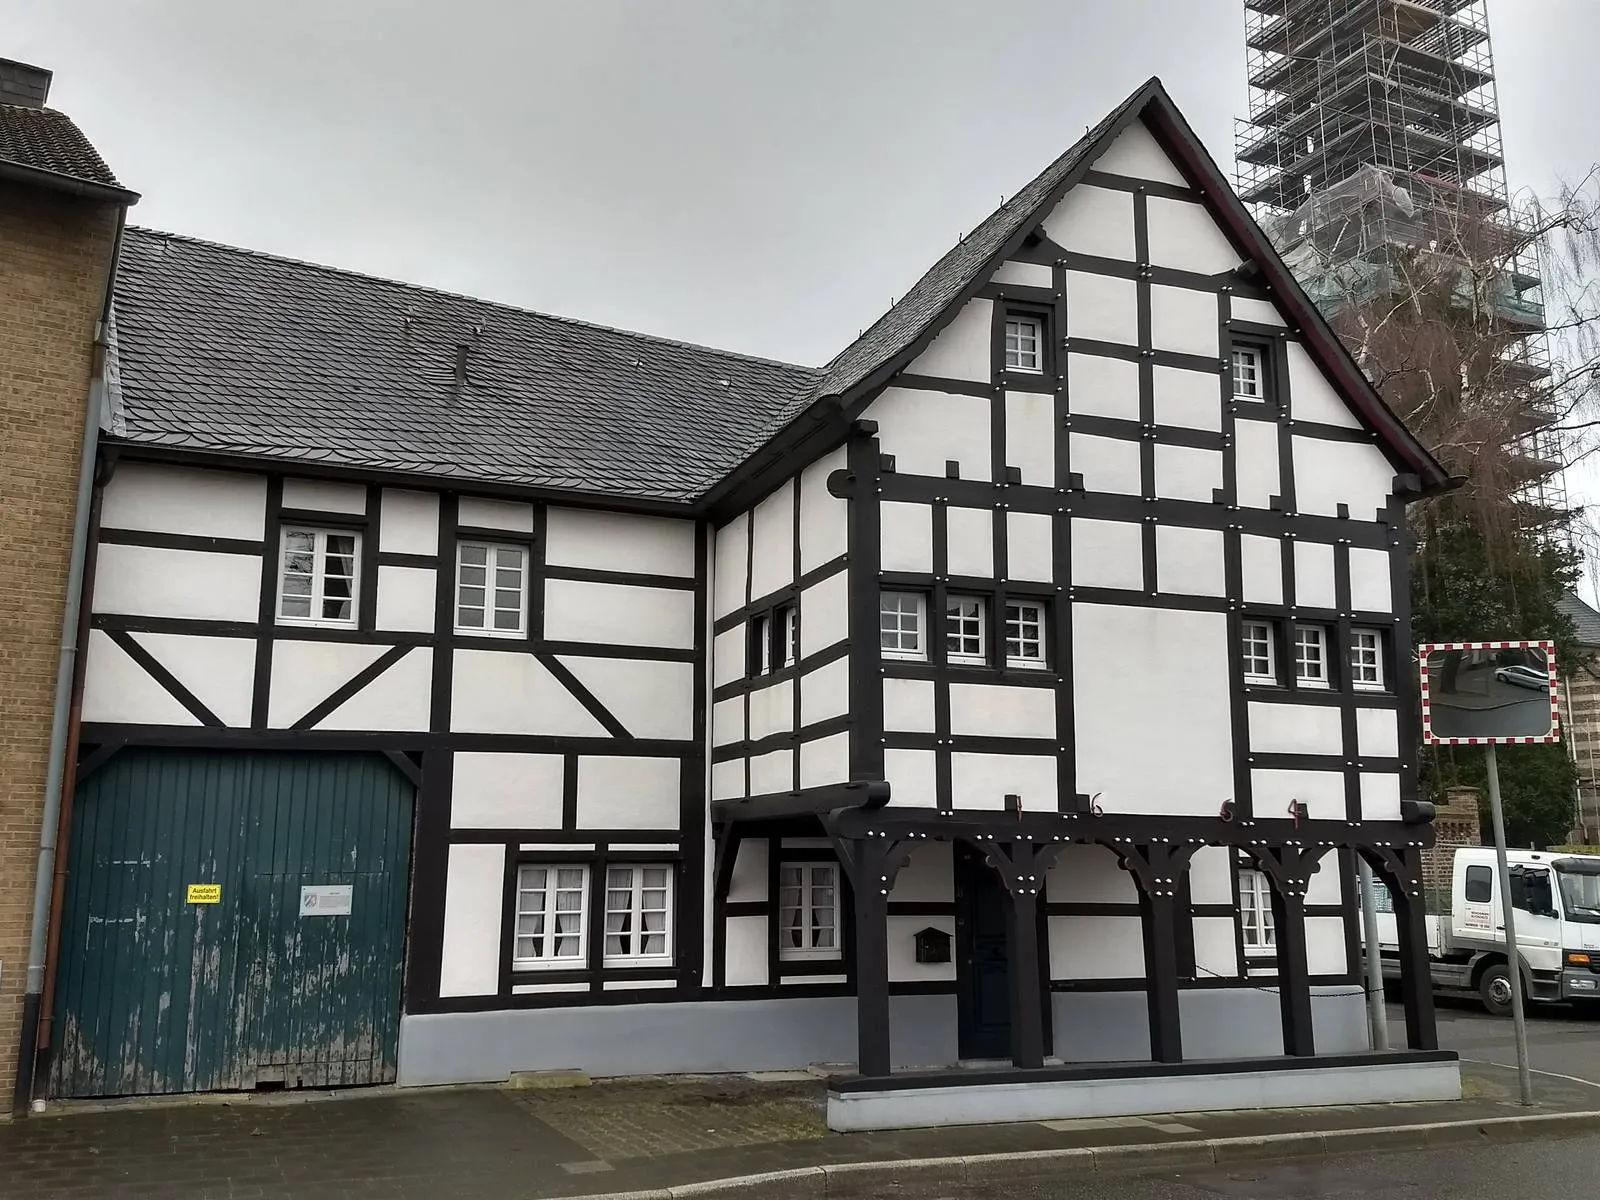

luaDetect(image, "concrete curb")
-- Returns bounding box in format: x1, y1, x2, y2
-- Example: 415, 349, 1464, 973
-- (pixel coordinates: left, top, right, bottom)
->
594, 1110, 1600, 1199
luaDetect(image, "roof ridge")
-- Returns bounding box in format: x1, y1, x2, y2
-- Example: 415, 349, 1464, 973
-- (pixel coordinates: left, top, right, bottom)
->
122, 226, 823, 377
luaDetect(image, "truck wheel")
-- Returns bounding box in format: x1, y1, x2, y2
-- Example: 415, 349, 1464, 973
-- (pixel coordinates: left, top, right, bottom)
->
1479, 963, 1515, 1017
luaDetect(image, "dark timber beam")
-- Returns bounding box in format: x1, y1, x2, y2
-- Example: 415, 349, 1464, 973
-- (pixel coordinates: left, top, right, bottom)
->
973, 839, 1060, 1070
1368, 846, 1438, 1052
1121, 843, 1194, 1065
1250, 845, 1330, 1058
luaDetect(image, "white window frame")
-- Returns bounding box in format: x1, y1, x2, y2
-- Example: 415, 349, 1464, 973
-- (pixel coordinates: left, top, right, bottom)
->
602, 863, 674, 968
1004, 315, 1044, 373
512, 864, 589, 970
1293, 624, 1330, 688
1232, 345, 1264, 399
880, 591, 927, 661
1242, 620, 1276, 684
946, 595, 987, 666
455, 540, 529, 637
750, 611, 772, 675
1351, 628, 1385, 691
1004, 600, 1047, 669
276, 526, 361, 627
777, 862, 842, 961
779, 604, 798, 669
1239, 867, 1276, 954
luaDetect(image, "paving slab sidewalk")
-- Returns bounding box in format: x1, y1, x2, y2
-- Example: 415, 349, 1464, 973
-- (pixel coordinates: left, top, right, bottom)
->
1, 1061, 1597, 1200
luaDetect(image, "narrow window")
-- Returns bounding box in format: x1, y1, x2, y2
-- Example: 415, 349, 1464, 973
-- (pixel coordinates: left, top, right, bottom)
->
1294, 624, 1329, 687
1239, 867, 1276, 953
513, 864, 588, 969
946, 595, 987, 665
1232, 345, 1264, 399
778, 862, 841, 960
778, 604, 799, 669
749, 611, 772, 676
1242, 620, 1275, 683
880, 591, 926, 660
456, 541, 528, 635
1005, 600, 1047, 668
1004, 315, 1043, 372
603, 864, 673, 966
1351, 628, 1384, 690
278, 527, 359, 625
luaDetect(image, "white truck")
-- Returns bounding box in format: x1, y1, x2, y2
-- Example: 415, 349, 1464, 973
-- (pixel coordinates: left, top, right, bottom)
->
1373, 847, 1600, 1015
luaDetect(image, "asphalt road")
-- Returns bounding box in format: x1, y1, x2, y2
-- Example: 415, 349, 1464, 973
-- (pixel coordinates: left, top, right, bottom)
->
1421, 996, 1600, 1088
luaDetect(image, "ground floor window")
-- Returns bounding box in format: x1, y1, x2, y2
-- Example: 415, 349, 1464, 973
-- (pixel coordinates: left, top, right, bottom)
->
604, 864, 673, 966
778, 862, 841, 960
513, 861, 676, 970
513, 865, 589, 969
1238, 867, 1276, 954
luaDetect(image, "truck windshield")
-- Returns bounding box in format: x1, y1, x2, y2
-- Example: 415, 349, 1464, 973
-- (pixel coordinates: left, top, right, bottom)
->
1555, 862, 1600, 924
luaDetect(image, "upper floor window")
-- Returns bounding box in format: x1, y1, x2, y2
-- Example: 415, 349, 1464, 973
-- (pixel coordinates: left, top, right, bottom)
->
1351, 628, 1385, 691
1232, 345, 1265, 400
779, 604, 799, 669
749, 611, 772, 675
947, 596, 987, 665
1294, 624, 1329, 688
1005, 315, 1044, 372
1005, 600, 1047, 668
1242, 620, 1275, 684
278, 527, 359, 626
881, 591, 926, 660
1239, 867, 1276, 954
748, 602, 798, 677
778, 862, 841, 960
456, 541, 528, 636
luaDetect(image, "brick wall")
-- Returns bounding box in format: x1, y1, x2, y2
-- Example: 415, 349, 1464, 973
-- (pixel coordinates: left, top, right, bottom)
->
1560, 663, 1600, 841
1421, 785, 1482, 899
0, 179, 119, 1109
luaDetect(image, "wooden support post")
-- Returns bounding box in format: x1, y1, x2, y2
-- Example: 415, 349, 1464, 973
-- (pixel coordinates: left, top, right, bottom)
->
852, 838, 892, 1078
1392, 852, 1439, 1052
1007, 887, 1046, 1070
1270, 887, 1315, 1057
1138, 886, 1184, 1064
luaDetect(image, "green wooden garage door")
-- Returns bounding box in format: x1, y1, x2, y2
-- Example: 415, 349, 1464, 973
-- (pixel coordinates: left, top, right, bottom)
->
50, 749, 414, 1098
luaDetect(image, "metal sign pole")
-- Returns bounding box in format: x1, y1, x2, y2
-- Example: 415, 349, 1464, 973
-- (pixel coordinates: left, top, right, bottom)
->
1485, 743, 1534, 1106
1357, 858, 1388, 1051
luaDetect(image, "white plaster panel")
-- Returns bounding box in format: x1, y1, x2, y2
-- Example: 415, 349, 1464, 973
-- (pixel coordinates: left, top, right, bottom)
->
1151, 284, 1221, 358
1360, 772, 1402, 822
799, 447, 849, 573
94, 543, 262, 622
1155, 526, 1225, 597
376, 565, 436, 633
1252, 768, 1346, 821
948, 684, 1056, 739
800, 570, 849, 658
949, 753, 1057, 812
748, 678, 794, 742
557, 656, 695, 741
1188, 846, 1235, 905
1233, 419, 1281, 510
576, 756, 681, 828
1305, 857, 1344, 905
450, 752, 564, 829
450, 650, 608, 736
379, 489, 440, 555
1006, 390, 1056, 486
723, 916, 768, 987
1240, 534, 1284, 605
1248, 702, 1344, 755
316, 646, 432, 732
711, 758, 745, 802
1067, 353, 1140, 421
1147, 197, 1242, 275
799, 732, 850, 789
1154, 444, 1223, 503
883, 677, 937, 733
1093, 121, 1188, 186
544, 508, 696, 577
1070, 519, 1143, 591
1050, 916, 1145, 979
101, 463, 266, 540
1066, 272, 1138, 345
1307, 917, 1350, 975
991, 259, 1054, 287
748, 749, 794, 798
890, 842, 954, 903
439, 843, 505, 997
1007, 512, 1055, 582
1045, 844, 1136, 903
1349, 548, 1393, 613
1294, 437, 1394, 521
728, 838, 769, 903
1293, 540, 1337, 609
1040, 183, 1136, 260
1287, 341, 1361, 428
800, 656, 850, 727
544, 579, 695, 649
1194, 917, 1241, 979
881, 502, 934, 573
282, 477, 367, 514
884, 748, 937, 807
81, 630, 202, 726
1152, 365, 1222, 431
713, 512, 749, 618
864, 387, 993, 481
713, 625, 746, 691
267, 640, 390, 729
889, 915, 957, 983
458, 496, 534, 532
131, 632, 255, 727
1075, 605, 1233, 815
946, 507, 995, 579
712, 697, 745, 748
908, 297, 993, 383
1231, 296, 1287, 326
1070, 433, 1141, 497
750, 480, 795, 600
1356, 708, 1399, 758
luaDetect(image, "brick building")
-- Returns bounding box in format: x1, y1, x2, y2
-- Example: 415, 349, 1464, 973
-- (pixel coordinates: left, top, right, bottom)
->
0, 56, 135, 1110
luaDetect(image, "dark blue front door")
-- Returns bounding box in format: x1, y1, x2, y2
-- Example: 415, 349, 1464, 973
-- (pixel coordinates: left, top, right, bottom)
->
956, 847, 1012, 1059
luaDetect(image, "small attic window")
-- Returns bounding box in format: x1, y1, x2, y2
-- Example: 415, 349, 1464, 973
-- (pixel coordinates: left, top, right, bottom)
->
1232, 344, 1266, 400
1004, 315, 1044, 373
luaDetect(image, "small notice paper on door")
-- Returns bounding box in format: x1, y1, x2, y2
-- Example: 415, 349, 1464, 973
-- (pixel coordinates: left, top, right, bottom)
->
299, 885, 354, 917
186, 883, 221, 904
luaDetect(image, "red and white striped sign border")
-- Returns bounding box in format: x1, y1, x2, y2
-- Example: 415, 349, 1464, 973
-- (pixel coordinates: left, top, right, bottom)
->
1418, 639, 1561, 746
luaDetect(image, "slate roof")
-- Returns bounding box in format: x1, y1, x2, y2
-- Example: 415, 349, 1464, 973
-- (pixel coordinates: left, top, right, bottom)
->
1558, 591, 1600, 647
0, 103, 131, 196
108, 228, 822, 503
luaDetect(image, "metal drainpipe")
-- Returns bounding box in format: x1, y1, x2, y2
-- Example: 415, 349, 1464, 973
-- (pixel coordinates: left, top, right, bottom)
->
12, 206, 127, 1114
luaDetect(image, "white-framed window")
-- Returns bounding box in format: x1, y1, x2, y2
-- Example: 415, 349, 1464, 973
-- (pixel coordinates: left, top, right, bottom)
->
1232, 345, 1264, 399
778, 862, 841, 960
1005, 600, 1047, 668
456, 541, 528, 636
750, 611, 772, 675
1294, 624, 1329, 687
513, 864, 588, 969
603, 864, 673, 967
277, 527, 359, 626
946, 595, 987, 665
1239, 867, 1276, 954
1004, 315, 1043, 372
1351, 628, 1384, 690
880, 591, 926, 660
779, 604, 799, 669
1242, 620, 1275, 684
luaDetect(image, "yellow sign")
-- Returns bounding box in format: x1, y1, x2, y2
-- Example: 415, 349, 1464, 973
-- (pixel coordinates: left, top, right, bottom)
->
186, 884, 221, 904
